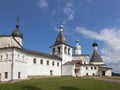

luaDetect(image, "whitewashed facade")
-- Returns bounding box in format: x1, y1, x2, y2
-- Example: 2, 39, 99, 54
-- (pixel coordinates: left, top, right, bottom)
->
0, 24, 112, 82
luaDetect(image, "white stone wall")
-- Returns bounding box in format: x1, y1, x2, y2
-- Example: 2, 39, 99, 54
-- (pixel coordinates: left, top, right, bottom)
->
0, 48, 12, 81
50, 44, 72, 64
80, 65, 99, 76
26, 55, 61, 76
62, 65, 73, 76
12, 49, 27, 80
13, 48, 61, 79
0, 47, 62, 81
105, 69, 112, 76
0, 36, 22, 48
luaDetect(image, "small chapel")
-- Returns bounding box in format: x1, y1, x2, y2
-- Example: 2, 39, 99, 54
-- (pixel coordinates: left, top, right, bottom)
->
0, 23, 112, 81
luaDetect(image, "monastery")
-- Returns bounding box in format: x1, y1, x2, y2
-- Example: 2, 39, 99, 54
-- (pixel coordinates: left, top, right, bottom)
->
0, 23, 112, 81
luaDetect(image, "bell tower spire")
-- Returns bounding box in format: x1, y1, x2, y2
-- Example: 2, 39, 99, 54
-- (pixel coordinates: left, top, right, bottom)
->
50, 25, 72, 64
90, 42, 104, 65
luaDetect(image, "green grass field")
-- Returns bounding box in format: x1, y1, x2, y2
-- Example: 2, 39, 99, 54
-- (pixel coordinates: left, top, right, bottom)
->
0, 77, 120, 90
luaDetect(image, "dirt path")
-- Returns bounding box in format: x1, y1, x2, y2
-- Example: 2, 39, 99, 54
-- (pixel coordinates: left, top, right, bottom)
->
91, 77, 120, 84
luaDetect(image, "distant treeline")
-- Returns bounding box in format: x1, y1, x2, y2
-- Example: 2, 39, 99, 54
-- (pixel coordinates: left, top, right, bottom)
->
112, 72, 120, 76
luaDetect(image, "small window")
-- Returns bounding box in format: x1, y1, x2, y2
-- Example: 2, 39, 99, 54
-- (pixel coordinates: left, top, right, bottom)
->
94, 67, 96, 70
53, 48, 55, 54
68, 48, 70, 55
33, 58, 36, 64
40, 59, 43, 64
58, 47, 60, 54
91, 67, 93, 70
52, 61, 54, 66
47, 61, 49, 65
64, 47, 67, 54
5, 72, 8, 79
57, 62, 59, 67
86, 67, 88, 70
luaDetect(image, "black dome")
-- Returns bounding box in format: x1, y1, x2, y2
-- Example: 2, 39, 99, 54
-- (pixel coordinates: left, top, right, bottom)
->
11, 25, 23, 38
92, 42, 98, 47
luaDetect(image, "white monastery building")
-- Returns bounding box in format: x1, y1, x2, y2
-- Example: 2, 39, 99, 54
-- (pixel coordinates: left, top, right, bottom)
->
0, 23, 112, 81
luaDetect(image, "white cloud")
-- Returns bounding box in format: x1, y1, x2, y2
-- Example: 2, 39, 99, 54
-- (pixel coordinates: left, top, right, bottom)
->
63, 2, 75, 24
38, 0, 48, 8
75, 26, 120, 73
54, 26, 59, 32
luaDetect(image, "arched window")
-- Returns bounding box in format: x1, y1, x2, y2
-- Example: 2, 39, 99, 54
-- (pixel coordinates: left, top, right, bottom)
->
57, 62, 59, 67
58, 47, 60, 54
33, 58, 36, 64
68, 48, 70, 55
52, 61, 54, 66
47, 61, 49, 65
53, 48, 55, 54
40, 59, 43, 64
64, 47, 67, 54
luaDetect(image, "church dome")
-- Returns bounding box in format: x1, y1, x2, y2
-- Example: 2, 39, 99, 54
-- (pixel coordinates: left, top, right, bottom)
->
92, 42, 98, 47
11, 25, 23, 38
74, 40, 81, 50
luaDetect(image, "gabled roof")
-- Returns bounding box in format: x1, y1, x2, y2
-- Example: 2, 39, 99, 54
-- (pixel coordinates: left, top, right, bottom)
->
63, 60, 82, 65
21, 48, 62, 60
90, 50, 103, 62
0, 47, 62, 61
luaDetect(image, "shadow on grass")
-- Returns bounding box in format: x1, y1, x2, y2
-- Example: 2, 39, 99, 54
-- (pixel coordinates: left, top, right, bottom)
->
61, 86, 85, 90
22, 86, 42, 90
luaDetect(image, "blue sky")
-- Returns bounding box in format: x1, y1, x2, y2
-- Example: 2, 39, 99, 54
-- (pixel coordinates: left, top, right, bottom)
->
0, 0, 120, 73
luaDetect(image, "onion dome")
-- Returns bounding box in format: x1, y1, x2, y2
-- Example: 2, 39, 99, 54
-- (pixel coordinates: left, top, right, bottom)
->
74, 40, 81, 50
74, 40, 81, 55
92, 42, 98, 47
11, 24, 23, 38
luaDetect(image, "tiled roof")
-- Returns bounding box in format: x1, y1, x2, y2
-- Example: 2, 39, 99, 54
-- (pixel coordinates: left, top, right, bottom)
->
63, 60, 82, 65
0, 47, 62, 60
90, 50, 103, 62
54, 30, 67, 45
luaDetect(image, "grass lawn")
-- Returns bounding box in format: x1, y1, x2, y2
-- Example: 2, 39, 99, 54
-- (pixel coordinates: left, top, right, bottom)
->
0, 77, 120, 90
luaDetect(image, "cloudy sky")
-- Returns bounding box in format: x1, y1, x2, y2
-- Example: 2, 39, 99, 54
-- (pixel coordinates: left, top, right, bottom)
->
0, 0, 120, 73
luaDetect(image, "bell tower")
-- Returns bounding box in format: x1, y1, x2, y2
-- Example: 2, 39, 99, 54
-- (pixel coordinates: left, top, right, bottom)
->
50, 25, 72, 64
